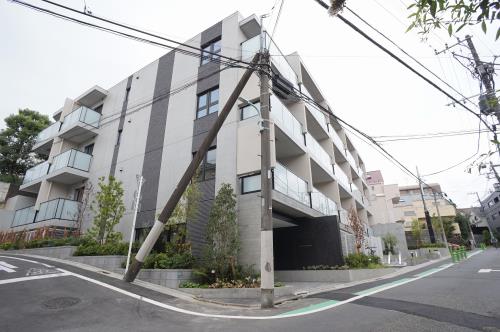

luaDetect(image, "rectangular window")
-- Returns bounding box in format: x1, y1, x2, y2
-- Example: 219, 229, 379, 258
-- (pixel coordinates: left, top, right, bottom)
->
197, 147, 216, 181
494, 197, 499, 203
404, 211, 416, 216
197, 88, 219, 119
241, 102, 260, 120
241, 174, 261, 194
84, 143, 94, 155
201, 38, 221, 65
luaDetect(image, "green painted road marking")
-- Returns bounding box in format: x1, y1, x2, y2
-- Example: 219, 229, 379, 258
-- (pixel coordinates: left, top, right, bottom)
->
414, 268, 441, 277
277, 300, 339, 316
353, 278, 414, 296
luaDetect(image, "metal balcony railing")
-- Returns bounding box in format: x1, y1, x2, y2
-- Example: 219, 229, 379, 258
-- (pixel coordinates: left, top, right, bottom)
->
306, 133, 332, 173
311, 188, 337, 215
273, 162, 310, 207
11, 205, 36, 227
49, 149, 92, 173
22, 161, 49, 184
61, 106, 101, 131
35, 122, 61, 144
270, 95, 304, 145
35, 198, 79, 222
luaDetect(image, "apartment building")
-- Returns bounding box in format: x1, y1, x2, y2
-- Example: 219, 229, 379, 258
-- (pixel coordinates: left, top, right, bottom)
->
396, 183, 460, 237
7, 12, 373, 269
366, 170, 408, 257
479, 190, 500, 234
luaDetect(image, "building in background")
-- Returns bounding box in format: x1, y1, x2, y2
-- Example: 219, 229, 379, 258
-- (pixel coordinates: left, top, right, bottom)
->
397, 183, 460, 246
1, 12, 379, 269
366, 170, 408, 258
479, 190, 500, 235
457, 207, 490, 244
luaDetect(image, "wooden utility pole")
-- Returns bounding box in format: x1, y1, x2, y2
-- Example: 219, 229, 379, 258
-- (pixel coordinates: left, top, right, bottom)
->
417, 166, 436, 243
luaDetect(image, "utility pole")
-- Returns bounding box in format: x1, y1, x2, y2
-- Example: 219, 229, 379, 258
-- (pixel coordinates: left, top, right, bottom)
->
125, 175, 144, 272
416, 166, 436, 243
124, 54, 260, 283
490, 162, 500, 184
259, 16, 275, 309
465, 35, 500, 121
432, 191, 449, 251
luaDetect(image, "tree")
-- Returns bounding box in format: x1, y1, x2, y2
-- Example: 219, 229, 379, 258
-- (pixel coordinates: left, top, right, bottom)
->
382, 233, 398, 255
454, 213, 472, 240
203, 183, 239, 280
0, 109, 50, 183
164, 177, 200, 254
407, 1, 500, 41
348, 206, 365, 254
431, 215, 455, 241
411, 219, 424, 248
87, 176, 125, 244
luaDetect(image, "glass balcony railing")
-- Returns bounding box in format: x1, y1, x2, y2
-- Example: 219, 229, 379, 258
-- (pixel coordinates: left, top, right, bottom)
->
241, 33, 298, 89
330, 129, 345, 152
352, 182, 363, 203
339, 208, 349, 225
358, 166, 366, 181
11, 205, 36, 227
22, 161, 50, 185
311, 188, 337, 216
345, 149, 358, 169
35, 122, 61, 144
273, 162, 310, 207
50, 149, 92, 173
36, 198, 79, 222
306, 133, 332, 173
61, 106, 101, 131
302, 86, 329, 133
270, 95, 304, 145
334, 166, 350, 190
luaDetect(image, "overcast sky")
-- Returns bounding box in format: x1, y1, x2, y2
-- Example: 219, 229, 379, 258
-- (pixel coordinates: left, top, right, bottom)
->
1, 0, 499, 208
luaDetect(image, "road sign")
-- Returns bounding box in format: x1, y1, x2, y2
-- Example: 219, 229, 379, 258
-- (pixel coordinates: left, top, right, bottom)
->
0, 261, 18, 273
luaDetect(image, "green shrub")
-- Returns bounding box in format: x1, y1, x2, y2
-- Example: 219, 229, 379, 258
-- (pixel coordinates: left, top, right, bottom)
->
419, 242, 446, 248
0, 242, 13, 250
179, 281, 202, 288
345, 253, 381, 269
142, 252, 194, 269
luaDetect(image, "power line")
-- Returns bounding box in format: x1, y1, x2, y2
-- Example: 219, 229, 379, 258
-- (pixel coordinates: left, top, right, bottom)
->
312, 0, 494, 135
374, 129, 492, 142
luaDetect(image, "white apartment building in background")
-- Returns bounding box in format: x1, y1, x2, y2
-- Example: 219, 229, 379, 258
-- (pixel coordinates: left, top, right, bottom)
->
3, 12, 377, 269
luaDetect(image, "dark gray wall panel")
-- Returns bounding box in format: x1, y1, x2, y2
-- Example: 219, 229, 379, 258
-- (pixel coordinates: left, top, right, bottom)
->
137, 52, 176, 228
200, 21, 222, 45
109, 75, 133, 177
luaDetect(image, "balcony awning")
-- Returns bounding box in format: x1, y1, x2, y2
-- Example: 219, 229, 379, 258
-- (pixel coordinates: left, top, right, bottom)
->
75, 85, 108, 108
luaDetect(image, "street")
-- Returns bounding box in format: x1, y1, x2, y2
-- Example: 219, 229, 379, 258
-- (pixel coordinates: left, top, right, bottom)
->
0, 250, 499, 331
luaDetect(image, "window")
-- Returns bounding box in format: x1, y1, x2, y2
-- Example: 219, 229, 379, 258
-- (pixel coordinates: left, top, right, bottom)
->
94, 104, 103, 114
241, 102, 260, 120
196, 88, 219, 119
84, 143, 94, 155
404, 211, 416, 216
201, 38, 221, 65
494, 197, 499, 203
241, 174, 261, 194
116, 129, 123, 145
488, 201, 495, 208
198, 148, 216, 181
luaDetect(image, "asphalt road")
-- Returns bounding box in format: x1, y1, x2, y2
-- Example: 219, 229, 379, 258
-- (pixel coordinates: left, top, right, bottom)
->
0, 249, 499, 332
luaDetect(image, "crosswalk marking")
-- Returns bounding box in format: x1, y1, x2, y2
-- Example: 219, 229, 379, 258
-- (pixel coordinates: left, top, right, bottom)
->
0, 261, 18, 273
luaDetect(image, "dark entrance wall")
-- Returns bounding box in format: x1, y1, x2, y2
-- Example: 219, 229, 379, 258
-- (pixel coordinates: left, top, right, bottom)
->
273, 216, 344, 270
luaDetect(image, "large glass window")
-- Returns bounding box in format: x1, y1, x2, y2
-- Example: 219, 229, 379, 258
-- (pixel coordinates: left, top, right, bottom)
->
241, 174, 261, 194
198, 147, 216, 181
201, 39, 221, 65
197, 88, 219, 119
241, 102, 260, 120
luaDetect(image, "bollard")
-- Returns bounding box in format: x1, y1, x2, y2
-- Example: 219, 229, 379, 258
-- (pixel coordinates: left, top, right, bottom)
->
460, 246, 466, 259
451, 250, 458, 263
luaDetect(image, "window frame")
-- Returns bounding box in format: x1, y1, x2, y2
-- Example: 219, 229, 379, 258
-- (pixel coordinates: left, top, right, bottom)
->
200, 38, 221, 66
241, 173, 261, 194
196, 87, 219, 119
240, 101, 261, 120
197, 147, 217, 182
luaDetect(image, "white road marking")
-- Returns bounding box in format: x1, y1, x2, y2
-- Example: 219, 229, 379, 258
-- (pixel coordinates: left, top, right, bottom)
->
0, 272, 70, 285
0, 261, 17, 273
0, 255, 53, 268
478, 269, 500, 273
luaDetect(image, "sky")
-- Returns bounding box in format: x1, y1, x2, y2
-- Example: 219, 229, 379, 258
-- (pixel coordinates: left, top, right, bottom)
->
1, 0, 499, 208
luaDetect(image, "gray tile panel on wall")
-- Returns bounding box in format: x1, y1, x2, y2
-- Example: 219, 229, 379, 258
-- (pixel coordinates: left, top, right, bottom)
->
136, 51, 176, 228
109, 75, 133, 177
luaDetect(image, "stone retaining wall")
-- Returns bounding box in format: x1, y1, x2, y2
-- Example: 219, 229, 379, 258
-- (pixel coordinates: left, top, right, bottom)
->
181, 286, 294, 299
3, 246, 77, 259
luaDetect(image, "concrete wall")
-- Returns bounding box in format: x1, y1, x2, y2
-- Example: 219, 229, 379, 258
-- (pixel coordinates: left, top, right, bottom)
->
372, 223, 410, 259
275, 267, 399, 283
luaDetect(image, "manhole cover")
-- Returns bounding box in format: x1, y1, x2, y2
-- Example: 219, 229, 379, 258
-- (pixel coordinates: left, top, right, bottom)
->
42, 297, 81, 310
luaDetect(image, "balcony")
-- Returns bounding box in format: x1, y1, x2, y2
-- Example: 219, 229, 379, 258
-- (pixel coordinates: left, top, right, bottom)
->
334, 165, 351, 192
59, 106, 101, 143
311, 188, 337, 216
306, 133, 332, 176
46, 149, 91, 184
273, 162, 310, 207
345, 149, 358, 170
271, 95, 305, 150
19, 161, 50, 193
36, 198, 79, 224
352, 182, 364, 205
11, 205, 36, 228
241, 33, 298, 90
32, 122, 61, 155
338, 208, 349, 225
330, 129, 345, 154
